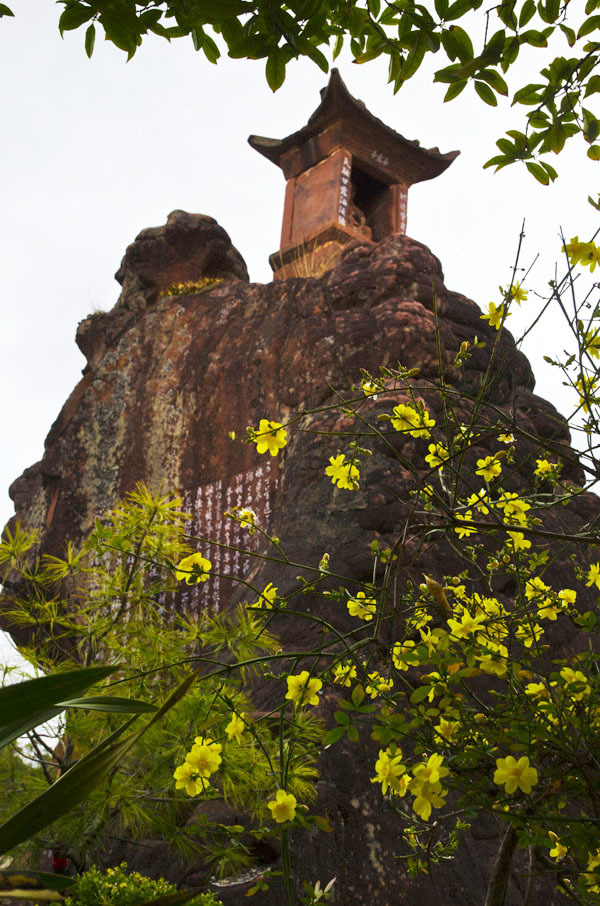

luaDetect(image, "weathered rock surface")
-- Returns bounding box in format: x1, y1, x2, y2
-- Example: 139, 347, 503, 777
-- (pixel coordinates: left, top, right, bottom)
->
5, 212, 596, 905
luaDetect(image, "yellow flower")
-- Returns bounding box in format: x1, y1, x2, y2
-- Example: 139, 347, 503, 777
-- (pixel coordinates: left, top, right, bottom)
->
411, 753, 449, 788
558, 588, 577, 608
392, 640, 417, 671
285, 670, 322, 707
481, 301, 510, 330
498, 432, 515, 443
347, 591, 376, 621
225, 713, 246, 744
467, 489, 490, 514
475, 455, 502, 482
267, 789, 297, 823
507, 282, 527, 303
371, 747, 408, 796
425, 443, 449, 469
525, 681, 550, 700
559, 666, 590, 700
175, 553, 212, 584
475, 638, 509, 676
251, 419, 288, 456
365, 671, 393, 698
187, 737, 223, 777
515, 621, 543, 648
362, 379, 380, 398
564, 236, 593, 266
496, 492, 530, 526
173, 761, 211, 797
411, 780, 447, 820
248, 582, 278, 609
548, 831, 567, 861
325, 454, 360, 490
332, 662, 357, 686
581, 242, 600, 272
419, 626, 448, 657
575, 375, 598, 412
493, 755, 538, 794
447, 608, 485, 639
584, 329, 600, 359
507, 531, 531, 551
534, 459, 559, 477
238, 507, 258, 533
454, 511, 476, 538
434, 717, 460, 744
390, 403, 435, 438
587, 562, 600, 590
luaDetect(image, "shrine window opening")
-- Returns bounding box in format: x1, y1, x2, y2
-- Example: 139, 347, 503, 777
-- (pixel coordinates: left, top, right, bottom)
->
350, 165, 390, 241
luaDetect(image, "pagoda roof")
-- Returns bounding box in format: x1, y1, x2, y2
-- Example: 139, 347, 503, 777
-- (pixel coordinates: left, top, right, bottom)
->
248, 69, 459, 184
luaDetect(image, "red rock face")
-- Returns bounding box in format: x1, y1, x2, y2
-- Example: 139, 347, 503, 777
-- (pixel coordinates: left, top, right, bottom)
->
5, 212, 590, 905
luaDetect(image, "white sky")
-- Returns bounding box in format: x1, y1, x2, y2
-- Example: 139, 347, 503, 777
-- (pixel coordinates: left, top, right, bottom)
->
0, 2, 598, 663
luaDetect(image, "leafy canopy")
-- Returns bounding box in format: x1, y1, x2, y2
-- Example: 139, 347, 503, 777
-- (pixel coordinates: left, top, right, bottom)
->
0, 0, 597, 179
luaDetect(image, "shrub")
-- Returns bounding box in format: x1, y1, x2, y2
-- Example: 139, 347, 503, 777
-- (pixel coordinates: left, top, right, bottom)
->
64, 863, 222, 906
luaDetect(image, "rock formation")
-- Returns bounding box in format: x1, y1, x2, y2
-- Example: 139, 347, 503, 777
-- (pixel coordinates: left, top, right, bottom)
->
5, 211, 595, 905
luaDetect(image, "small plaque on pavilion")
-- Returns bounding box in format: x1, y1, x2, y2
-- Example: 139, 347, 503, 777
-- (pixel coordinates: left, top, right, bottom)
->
249, 69, 459, 280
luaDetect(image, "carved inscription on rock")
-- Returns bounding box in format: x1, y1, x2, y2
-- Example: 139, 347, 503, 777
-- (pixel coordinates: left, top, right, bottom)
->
179, 460, 279, 612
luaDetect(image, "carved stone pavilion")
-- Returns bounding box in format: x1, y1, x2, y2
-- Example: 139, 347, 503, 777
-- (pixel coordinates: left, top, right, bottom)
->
249, 68, 459, 280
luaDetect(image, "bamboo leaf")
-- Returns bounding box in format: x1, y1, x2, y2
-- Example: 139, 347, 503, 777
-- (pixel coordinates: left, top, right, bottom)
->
0, 674, 195, 855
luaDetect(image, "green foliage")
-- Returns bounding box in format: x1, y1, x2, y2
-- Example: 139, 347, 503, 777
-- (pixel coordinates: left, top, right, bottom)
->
64, 863, 221, 906
6, 0, 592, 175
0, 484, 320, 883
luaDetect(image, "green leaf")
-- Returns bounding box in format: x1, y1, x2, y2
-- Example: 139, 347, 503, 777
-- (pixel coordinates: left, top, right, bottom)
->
474, 79, 498, 105
526, 160, 550, 183
410, 685, 431, 704
334, 709, 350, 725
434, 63, 463, 82
559, 23, 576, 44
448, 25, 473, 60
477, 68, 508, 94
0, 673, 195, 855
98, 11, 139, 55
512, 82, 543, 104
84, 23, 95, 57
266, 51, 286, 91
57, 695, 158, 713
0, 666, 114, 749
332, 34, 344, 59
548, 123, 566, 152
58, 3, 95, 35
587, 144, 600, 160
501, 35, 520, 68
482, 28, 507, 61
346, 724, 359, 742
520, 28, 548, 45
578, 14, 600, 36
538, 0, 560, 22
323, 725, 346, 745
202, 32, 220, 63
0, 4, 14, 16
351, 683, 365, 707
585, 74, 600, 96
519, 0, 536, 27
444, 79, 467, 100
446, 0, 475, 20
528, 110, 550, 127
0, 873, 75, 893
306, 44, 329, 73
228, 34, 273, 59
434, 0, 450, 18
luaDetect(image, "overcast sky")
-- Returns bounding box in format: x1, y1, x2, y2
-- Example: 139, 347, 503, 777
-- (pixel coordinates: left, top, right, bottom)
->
1, 2, 598, 663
